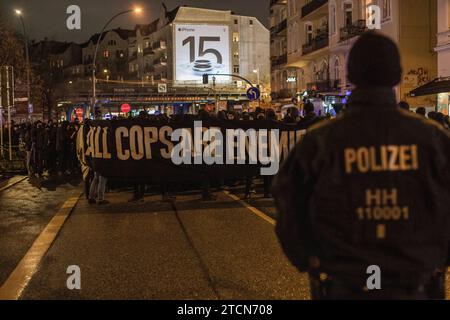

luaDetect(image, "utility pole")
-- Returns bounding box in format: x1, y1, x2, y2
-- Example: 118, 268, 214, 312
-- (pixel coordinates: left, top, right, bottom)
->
15, 10, 32, 121
0, 66, 14, 161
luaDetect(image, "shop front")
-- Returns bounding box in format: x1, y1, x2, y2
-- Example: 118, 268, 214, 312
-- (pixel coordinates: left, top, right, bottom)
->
410, 77, 450, 115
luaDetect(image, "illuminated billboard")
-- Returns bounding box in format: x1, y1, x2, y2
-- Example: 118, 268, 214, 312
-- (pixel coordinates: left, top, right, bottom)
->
174, 24, 230, 82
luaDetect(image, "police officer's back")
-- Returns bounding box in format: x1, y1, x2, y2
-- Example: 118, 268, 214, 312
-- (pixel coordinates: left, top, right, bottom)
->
272, 32, 450, 300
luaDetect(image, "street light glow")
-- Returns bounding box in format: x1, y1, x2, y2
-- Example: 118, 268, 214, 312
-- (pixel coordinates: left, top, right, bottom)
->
15, 9, 22, 16
134, 7, 142, 14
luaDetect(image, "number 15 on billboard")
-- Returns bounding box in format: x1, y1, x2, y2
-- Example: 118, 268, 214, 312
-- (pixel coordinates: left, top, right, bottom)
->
175, 25, 231, 82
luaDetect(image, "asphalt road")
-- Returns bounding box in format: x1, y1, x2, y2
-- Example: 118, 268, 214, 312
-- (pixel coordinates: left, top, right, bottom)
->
17, 189, 309, 300
1, 177, 448, 300
0, 175, 82, 287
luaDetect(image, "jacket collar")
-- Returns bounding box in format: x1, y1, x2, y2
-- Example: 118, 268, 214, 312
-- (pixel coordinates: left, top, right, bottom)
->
348, 86, 397, 109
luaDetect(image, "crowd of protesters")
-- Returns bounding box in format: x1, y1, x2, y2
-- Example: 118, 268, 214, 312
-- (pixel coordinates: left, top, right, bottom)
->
399, 101, 450, 129
0, 120, 79, 177
2, 100, 450, 204
82, 103, 329, 206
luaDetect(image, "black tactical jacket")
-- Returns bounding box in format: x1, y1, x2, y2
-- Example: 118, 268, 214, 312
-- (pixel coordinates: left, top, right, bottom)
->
273, 87, 450, 288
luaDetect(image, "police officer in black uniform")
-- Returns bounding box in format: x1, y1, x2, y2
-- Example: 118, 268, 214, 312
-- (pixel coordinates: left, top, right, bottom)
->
272, 32, 450, 300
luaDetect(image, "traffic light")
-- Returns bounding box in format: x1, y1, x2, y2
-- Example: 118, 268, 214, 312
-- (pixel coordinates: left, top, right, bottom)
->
202, 74, 209, 84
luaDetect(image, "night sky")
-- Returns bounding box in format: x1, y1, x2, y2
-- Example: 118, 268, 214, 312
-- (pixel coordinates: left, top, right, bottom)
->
1, 0, 271, 43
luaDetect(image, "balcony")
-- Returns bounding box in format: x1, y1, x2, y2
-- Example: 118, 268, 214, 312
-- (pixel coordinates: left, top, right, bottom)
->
271, 88, 296, 100
340, 20, 367, 42
128, 70, 138, 78
270, 0, 287, 7
153, 74, 167, 81
152, 40, 167, 51
301, 0, 328, 18
437, 29, 450, 47
270, 19, 287, 36
143, 47, 154, 56
302, 29, 329, 55
153, 57, 168, 67
271, 53, 288, 68
144, 65, 155, 73
306, 79, 340, 93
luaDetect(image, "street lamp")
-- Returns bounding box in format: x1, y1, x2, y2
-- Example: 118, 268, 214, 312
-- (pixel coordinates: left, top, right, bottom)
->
103, 69, 110, 83
14, 9, 32, 120
90, 7, 143, 118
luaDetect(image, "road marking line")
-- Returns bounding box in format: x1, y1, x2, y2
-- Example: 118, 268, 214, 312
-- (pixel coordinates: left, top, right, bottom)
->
0, 176, 27, 192
0, 194, 81, 300
223, 191, 275, 226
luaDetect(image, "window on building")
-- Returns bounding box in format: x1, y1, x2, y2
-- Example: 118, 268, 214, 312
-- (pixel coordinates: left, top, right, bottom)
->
233, 33, 240, 42
103, 50, 109, 58
281, 7, 287, 20
249, 20, 253, 25
344, 2, 353, 27
233, 65, 240, 74
305, 23, 313, 44
334, 57, 340, 80
233, 51, 239, 59
319, 60, 328, 81
234, 19, 238, 24
298, 69, 305, 91
330, 4, 336, 34
382, 0, 391, 21
287, 27, 292, 53
292, 22, 298, 52
289, 0, 296, 17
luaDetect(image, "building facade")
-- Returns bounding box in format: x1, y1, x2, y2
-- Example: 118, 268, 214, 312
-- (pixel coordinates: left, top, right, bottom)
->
285, 0, 438, 108
128, 6, 270, 93
81, 28, 134, 82
436, 0, 450, 113
270, 0, 290, 103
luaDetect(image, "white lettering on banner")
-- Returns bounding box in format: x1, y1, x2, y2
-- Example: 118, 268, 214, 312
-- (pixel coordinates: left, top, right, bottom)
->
102, 128, 112, 159
143, 127, 158, 159
85, 122, 307, 176
116, 127, 130, 161
130, 126, 145, 161
159, 126, 174, 159
94, 127, 103, 159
